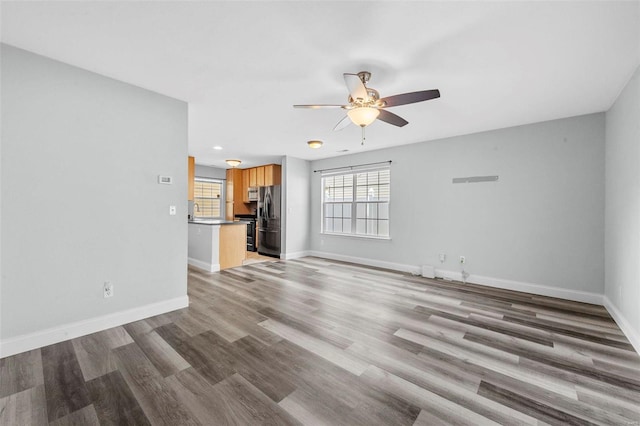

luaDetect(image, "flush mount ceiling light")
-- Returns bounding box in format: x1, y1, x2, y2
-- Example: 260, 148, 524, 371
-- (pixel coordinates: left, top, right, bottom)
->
347, 107, 380, 127
225, 159, 241, 168
307, 140, 323, 149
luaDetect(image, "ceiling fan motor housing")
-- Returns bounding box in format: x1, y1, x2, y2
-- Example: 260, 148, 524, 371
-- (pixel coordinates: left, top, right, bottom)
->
357, 71, 371, 84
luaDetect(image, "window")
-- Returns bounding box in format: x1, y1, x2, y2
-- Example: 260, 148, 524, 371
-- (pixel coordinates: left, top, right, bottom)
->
321, 167, 390, 238
193, 178, 224, 219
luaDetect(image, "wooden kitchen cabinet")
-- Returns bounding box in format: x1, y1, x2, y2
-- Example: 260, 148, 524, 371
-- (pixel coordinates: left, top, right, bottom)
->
188, 156, 195, 201
256, 166, 265, 187
226, 169, 234, 202
249, 168, 257, 187
226, 168, 251, 217
264, 164, 281, 186
225, 201, 234, 221
219, 223, 247, 269
242, 169, 250, 202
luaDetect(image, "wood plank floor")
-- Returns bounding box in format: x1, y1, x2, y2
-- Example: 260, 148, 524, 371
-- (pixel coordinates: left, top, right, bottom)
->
1, 257, 639, 425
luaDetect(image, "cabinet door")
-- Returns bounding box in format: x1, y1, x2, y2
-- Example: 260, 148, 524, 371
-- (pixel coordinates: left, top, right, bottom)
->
225, 202, 234, 221
188, 156, 195, 201
264, 164, 282, 186
225, 169, 234, 202
256, 166, 265, 187
249, 168, 257, 187
242, 169, 250, 202
264, 164, 274, 186
233, 169, 244, 205
272, 164, 281, 185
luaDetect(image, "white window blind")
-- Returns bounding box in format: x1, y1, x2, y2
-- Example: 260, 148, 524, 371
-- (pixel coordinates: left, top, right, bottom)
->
193, 178, 224, 219
321, 166, 390, 238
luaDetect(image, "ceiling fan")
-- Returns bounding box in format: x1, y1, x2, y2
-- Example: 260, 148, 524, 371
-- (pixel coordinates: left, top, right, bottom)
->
294, 71, 440, 132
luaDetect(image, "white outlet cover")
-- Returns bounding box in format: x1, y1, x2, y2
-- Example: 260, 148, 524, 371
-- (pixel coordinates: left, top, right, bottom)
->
169, 205, 177, 215
103, 282, 113, 298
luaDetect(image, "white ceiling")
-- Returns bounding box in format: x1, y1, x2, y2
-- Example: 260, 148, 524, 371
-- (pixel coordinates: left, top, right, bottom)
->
2, 1, 639, 168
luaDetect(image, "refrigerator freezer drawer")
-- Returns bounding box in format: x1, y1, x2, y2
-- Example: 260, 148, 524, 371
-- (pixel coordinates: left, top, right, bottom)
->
258, 229, 280, 257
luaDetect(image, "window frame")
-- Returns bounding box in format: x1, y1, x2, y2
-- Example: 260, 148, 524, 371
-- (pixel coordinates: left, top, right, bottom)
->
320, 166, 391, 239
193, 177, 225, 219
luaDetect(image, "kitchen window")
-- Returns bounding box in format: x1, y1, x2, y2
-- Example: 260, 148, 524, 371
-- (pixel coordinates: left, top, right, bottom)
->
193, 178, 224, 219
321, 166, 390, 238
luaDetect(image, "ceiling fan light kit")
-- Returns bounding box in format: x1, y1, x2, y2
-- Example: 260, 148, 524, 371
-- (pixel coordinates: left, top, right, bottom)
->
347, 107, 380, 127
293, 71, 440, 144
307, 140, 323, 149
225, 159, 241, 168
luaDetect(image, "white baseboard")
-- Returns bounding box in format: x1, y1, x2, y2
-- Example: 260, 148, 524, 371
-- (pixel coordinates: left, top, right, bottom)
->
603, 296, 640, 355
307, 251, 422, 275
307, 251, 602, 305
188, 257, 220, 272
281, 251, 310, 260
434, 268, 604, 305
0, 295, 189, 359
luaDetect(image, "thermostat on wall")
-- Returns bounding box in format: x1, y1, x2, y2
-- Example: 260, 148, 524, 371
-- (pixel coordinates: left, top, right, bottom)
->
158, 175, 173, 185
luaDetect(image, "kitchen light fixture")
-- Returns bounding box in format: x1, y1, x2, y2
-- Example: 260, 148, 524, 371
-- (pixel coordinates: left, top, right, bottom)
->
307, 140, 323, 149
225, 159, 241, 168
213, 146, 223, 150
347, 106, 380, 127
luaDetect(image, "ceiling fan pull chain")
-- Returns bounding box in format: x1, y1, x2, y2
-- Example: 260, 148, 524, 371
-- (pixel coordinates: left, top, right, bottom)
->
361, 126, 366, 145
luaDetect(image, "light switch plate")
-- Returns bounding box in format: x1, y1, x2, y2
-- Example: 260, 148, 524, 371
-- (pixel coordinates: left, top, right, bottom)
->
169, 205, 176, 215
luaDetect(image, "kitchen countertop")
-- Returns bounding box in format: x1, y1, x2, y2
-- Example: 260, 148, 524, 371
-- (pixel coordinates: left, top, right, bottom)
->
188, 219, 249, 225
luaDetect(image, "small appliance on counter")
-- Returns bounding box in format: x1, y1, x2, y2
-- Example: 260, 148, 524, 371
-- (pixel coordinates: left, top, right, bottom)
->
258, 185, 281, 257
234, 214, 257, 252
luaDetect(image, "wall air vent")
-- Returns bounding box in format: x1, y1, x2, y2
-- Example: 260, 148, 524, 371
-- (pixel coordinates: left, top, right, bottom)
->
452, 175, 498, 184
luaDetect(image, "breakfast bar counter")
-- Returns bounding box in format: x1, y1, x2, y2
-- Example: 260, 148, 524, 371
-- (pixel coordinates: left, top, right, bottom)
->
188, 220, 247, 271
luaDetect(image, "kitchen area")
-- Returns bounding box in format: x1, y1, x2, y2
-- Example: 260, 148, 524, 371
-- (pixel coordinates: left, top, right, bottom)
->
187, 157, 281, 272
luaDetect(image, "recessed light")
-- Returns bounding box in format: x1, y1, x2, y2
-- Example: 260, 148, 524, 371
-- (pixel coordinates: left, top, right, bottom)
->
213, 146, 223, 150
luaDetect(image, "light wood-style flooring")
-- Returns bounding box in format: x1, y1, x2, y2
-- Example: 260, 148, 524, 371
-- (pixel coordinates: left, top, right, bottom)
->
1, 257, 639, 425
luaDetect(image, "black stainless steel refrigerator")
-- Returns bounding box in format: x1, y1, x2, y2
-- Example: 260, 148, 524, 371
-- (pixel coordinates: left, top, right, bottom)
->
258, 185, 281, 257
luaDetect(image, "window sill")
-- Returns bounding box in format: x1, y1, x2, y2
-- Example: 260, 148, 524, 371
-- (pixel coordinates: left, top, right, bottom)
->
321, 232, 391, 241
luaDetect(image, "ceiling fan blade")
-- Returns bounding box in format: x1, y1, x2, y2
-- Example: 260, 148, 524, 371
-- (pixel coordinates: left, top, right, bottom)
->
380, 89, 440, 108
343, 73, 368, 102
333, 116, 352, 131
377, 109, 408, 127
293, 104, 345, 109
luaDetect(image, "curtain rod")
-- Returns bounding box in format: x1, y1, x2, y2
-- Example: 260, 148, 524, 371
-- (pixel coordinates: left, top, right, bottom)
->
313, 160, 392, 174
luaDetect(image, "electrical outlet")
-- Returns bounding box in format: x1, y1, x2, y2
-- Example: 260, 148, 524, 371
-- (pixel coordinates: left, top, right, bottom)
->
459, 256, 466, 264
103, 281, 114, 298
169, 205, 177, 216
439, 253, 446, 263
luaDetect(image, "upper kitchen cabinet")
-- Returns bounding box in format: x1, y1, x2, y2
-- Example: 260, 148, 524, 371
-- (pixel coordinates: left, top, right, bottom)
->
226, 168, 252, 217
188, 156, 195, 200
242, 169, 250, 203
256, 166, 265, 187
264, 164, 281, 186
249, 168, 257, 187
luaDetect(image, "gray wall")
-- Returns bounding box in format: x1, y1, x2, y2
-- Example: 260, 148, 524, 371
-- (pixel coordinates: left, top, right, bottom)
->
195, 164, 226, 180
1, 45, 188, 340
605, 65, 640, 344
281, 156, 311, 257
310, 113, 605, 294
